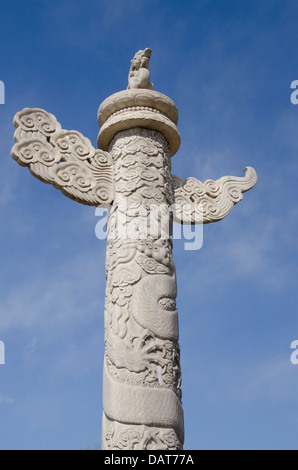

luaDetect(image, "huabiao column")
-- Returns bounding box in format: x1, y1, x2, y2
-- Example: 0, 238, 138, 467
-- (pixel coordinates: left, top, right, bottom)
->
97, 57, 184, 450
11, 48, 257, 451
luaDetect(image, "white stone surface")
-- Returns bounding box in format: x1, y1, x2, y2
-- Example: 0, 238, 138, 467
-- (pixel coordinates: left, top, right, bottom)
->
102, 126, 183, 449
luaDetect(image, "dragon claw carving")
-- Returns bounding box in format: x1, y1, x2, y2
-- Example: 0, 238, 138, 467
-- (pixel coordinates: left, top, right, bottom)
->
107, 329, 164, 374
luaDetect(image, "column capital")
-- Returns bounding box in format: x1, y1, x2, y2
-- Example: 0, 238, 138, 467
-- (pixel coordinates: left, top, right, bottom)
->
97, 89, 180, 156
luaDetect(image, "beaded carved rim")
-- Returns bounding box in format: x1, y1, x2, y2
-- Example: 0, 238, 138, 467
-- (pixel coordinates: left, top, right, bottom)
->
98, 89, 179, 127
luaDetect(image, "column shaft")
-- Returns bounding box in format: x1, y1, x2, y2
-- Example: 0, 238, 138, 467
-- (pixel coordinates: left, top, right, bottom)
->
102, 128, 184, 450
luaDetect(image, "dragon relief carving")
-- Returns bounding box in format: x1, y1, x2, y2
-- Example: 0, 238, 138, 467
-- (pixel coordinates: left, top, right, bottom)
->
103, 130, 182, 410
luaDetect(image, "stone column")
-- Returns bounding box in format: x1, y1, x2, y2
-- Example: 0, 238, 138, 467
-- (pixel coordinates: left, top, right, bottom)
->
11, 48, 257, 452
97, 90, 184, 450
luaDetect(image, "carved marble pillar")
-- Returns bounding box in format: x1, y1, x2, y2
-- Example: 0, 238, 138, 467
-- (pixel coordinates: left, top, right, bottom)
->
97, 91, 184, 450
11, 49, 257, 451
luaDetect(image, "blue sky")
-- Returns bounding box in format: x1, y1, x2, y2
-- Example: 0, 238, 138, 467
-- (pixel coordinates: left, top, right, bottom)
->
0, 0, 298, 450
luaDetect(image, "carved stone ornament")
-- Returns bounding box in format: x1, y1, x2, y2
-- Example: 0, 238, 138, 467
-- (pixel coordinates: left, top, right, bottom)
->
127, 48, 154, 90
172, 167, 257, 224
12, 108, 114, 206
11, 49, 257, 450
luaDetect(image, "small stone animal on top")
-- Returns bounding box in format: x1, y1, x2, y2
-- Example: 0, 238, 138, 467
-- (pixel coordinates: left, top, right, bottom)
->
127, 48, 154, 90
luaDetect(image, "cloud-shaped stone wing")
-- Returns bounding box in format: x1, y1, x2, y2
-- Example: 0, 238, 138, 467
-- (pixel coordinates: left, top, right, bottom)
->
11, 108, 114, 206
172, 167, 257, 224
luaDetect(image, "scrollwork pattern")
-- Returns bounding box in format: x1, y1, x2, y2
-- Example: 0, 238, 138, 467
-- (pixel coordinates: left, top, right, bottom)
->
12, 138, 60, 167
172, 167, 257, 224
53, 130, 96, 160
12, 108, 114, 206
